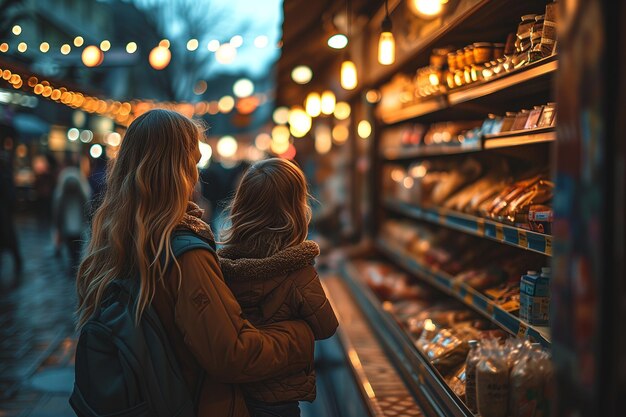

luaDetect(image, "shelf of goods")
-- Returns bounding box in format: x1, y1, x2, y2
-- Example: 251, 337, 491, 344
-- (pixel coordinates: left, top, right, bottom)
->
380, 56, 558, 126
340, 261, 475, 417
384, 198, 552, 256
383, 127, 556, 160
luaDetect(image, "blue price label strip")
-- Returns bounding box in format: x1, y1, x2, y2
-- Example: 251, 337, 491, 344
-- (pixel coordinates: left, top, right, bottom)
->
517, 322, 528, 338
477, 218, 485, 236
496, 224, 504, 241
545, 236, 552, 255
518, 230, 528, 248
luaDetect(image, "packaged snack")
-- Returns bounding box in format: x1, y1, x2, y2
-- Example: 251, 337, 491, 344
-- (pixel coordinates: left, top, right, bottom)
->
511, 110, 530, 131
509, 348, 542, 417
524, 106, 544, 129
537, 102, 556, 127
476, 339, 510, 417
540, 2, 558, 57
528, 204, 553, 234
448, 364, 467, 399
465, 340, 480, 412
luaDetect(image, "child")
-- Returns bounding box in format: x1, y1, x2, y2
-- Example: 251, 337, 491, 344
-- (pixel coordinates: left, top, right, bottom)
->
219, 158, 339, 417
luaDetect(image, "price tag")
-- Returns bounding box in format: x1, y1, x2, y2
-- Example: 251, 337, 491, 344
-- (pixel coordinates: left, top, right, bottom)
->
545, 236, 552, 255
477, 219, 485, 236
486, 303, 495, 316
518, 230, 528, 248
464, 293, 473, 304
495, 224, 504, 241
517, 322, 528, 338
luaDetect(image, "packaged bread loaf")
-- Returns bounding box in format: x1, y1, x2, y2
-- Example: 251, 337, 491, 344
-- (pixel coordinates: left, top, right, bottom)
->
476, 339, 509, 417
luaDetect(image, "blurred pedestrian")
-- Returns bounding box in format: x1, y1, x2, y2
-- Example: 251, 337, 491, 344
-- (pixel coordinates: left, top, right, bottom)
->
33, 153, 58, 230
53, 166, 91, 274
0, 151, 23, 279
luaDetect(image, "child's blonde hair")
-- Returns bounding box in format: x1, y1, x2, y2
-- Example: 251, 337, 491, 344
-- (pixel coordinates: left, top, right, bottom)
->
222, 158, 312, 257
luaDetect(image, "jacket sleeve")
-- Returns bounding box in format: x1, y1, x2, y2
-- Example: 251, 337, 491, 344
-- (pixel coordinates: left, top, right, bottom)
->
173, 249, 314, 384
295, 268, 339, 340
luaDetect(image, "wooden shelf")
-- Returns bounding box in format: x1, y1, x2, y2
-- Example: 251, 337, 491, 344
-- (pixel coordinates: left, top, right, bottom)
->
378, 56, 558, 126
447, 56, 558, 106
382, 143, 481, 160
374, 238, 551, 347
384, 198, 553, 256
483, 127, 556, 149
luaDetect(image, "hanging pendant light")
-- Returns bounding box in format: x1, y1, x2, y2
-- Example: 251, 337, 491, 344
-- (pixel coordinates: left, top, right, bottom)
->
341, 0, 358, 90
341, 58, 358, 90
378, 0, 395, 65
305, 92, 321, 117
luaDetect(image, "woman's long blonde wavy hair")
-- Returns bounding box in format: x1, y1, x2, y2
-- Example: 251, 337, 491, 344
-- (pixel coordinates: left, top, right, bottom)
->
76, 109, 203, 329
221, 158, 312, 258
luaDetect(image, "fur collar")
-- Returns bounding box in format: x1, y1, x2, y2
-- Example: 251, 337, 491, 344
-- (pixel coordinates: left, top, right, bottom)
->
219, 241, 319, 281
177, 201, 215, 243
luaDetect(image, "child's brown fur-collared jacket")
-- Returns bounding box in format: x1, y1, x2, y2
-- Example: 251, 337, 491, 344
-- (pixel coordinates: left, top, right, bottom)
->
219, 241, 338, 403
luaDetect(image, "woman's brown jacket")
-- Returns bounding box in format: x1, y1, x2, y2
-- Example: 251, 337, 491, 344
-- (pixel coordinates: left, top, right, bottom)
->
218, 241, 339, 404
152, 229, 314, 417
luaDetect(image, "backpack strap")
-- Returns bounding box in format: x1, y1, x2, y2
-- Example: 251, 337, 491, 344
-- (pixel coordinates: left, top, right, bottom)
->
170, 229, 216, 259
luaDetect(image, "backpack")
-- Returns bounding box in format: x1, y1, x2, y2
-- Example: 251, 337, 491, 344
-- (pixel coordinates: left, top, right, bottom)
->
69, 230, 216, 417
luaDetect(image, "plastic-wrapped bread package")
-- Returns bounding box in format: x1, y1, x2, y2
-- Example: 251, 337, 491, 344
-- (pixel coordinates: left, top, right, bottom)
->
464, 340, 481, 412
476, 339, 510, 417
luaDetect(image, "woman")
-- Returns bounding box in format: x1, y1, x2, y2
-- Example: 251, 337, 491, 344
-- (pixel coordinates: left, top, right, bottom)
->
76, 109, 314, 417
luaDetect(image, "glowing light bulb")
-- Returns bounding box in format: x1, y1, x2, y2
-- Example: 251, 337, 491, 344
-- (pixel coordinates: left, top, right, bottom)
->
305, 92, 321, 117
12, 25, 21, 36
327, 34, 348, 49
215, 43, 237, 64
60, 44, 71, 55
411, 0, 444, 17
39, 42, 49, 53
207, 40, 220, 52
273, 107, 289, 125
341, 60, 357, 90
357, 120, 372, 138
233, 78, 254, 98
217, 136, 238, 158
230, 35, 243, 48
90, 144, 103, 158
186, 39, 199, 51
149, 46, 171, 70
100, 40, 111, 52
74, 36, 84, 47
126, 42, 137, 53
81, 45, 104, 67
288, 107, 312, 138
334, 102, 351, 120
378, 21, 395, 65
291, 66, 312, 84
321, 90, 336, 115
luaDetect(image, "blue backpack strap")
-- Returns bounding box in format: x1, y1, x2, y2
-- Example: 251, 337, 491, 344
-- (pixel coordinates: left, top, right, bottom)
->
170, 229, 216, 261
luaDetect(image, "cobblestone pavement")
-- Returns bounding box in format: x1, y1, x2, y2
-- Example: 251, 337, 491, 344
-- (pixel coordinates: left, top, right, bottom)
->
0, 216, 77, 417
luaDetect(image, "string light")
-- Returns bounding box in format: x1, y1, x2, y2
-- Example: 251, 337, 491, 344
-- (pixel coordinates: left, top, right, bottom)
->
186, 39, 199, 51
332, 124, 349, 143
305, 92, 321, 117
74, 36, 84, 47
207, 39, 220, 52
288, 106, 312, 138
89, 144, 103, 159
17, 42, 27, 53
233, 78, 254, 98
149, 46, 171, 70
159, 39, 170, 48
230, 35, 243, 48
217, 136, 238, 158
100, 40, 111, 52
291, 66, 312, 84
39, 42, 49, 53
82, 45, 104, 67
215, 43, 237, 64
12, 25, 21, 36
334, 102, 351, 120
273, 107, 289, 125
254, 35, 269, 48
0, 43, 8, 53
60, 44, 71, 55
218, 95, 235, 113
126, 42, 137, 53
321, 90, 336, 115
341, 59, 357, 90
357, 120, 372, 138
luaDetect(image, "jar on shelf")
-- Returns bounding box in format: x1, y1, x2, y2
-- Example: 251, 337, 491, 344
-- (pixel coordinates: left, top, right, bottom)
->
464, 45, 475, 66
493, 43, 505, 59
446, 52, 457, 89
473, 42, 493, 64
431, 47, 453, 69
455, 49, 466, 69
